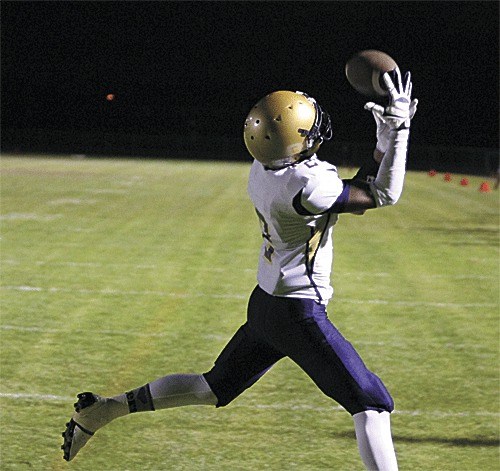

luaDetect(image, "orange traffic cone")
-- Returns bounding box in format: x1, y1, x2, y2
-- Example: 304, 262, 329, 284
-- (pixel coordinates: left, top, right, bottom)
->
479, 182, 491, 193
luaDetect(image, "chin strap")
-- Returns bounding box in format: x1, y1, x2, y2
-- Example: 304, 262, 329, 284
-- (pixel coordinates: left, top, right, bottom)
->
263, 153, 315, 171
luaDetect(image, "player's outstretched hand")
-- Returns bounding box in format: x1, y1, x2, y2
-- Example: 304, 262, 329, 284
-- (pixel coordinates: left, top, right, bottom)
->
382, 68, 418, 129
365, 68, 418, 132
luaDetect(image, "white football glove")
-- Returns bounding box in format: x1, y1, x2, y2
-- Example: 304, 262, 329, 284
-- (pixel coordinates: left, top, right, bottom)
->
365, 68, 418, 134
383, 68, 418, 129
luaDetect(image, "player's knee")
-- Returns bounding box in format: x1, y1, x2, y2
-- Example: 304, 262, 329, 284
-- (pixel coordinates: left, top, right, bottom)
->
201, 371, 234, 408
359, 375, 394, 413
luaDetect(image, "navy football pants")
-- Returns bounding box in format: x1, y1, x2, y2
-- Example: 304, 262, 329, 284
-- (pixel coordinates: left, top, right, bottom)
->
204, 285, 394, 415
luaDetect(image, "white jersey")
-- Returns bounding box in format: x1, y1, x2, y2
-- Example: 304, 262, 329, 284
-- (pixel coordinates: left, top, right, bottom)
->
247, 155, 345, 304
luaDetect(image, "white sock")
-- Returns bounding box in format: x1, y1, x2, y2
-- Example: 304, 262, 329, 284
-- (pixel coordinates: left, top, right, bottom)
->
148, 373, 217, 409
113, 373, 218, 413
353, 410, 398, 471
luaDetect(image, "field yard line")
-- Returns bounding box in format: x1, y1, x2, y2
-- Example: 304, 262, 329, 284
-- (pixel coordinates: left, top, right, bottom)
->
0, 392, 498, 418
1, 259, 242, 273
1, 325, 495, 352
1, 285, 497, 308
0, 324, 169, 338
341, 272, 498, 281
0, 392, 70, 401
2, 260, 497, 280
0, 213, 63, 221
245, 404, 500, 418
0, 284, 246, 300
340, 299, 498, 308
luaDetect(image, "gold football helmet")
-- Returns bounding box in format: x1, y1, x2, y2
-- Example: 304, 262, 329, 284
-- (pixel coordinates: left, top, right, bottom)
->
243, 90, 332, 169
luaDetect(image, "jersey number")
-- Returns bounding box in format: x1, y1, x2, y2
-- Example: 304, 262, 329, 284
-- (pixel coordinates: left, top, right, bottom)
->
255, 209, 274, 263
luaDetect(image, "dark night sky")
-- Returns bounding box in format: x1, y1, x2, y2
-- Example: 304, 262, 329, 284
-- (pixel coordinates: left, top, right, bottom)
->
1, 1, 499, 148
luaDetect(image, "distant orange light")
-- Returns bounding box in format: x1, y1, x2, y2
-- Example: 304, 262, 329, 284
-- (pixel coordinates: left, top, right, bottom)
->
106, 94, 115, 101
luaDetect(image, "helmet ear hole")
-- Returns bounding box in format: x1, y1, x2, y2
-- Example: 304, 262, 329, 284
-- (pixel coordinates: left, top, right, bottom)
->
265, 135, 271, 140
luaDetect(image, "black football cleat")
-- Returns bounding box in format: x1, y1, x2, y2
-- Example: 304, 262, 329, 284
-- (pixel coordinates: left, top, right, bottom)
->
61, 392, 105, 461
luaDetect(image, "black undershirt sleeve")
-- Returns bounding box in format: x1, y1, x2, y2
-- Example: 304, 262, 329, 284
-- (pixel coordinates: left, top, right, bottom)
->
351, 157, 381, 183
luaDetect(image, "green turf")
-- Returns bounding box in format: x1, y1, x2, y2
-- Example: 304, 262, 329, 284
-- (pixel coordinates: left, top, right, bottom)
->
1, 155, 499, 470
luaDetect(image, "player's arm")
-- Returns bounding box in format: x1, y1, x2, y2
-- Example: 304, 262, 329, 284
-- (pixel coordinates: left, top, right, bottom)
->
335, 69, 418, 214
334, 149, 384, 214
293, 69, 417, 217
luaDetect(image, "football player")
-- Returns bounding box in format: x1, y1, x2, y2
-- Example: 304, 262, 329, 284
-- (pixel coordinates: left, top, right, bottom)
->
62, 69, 417, 470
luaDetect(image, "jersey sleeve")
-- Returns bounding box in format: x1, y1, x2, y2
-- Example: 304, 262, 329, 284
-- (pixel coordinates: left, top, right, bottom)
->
299, 167, 345, 215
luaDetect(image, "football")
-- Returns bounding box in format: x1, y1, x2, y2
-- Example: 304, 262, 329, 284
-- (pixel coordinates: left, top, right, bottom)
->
345, 50, 398, 97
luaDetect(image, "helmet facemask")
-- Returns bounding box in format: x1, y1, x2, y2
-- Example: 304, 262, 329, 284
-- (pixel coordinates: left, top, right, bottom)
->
296, 91, 333, 154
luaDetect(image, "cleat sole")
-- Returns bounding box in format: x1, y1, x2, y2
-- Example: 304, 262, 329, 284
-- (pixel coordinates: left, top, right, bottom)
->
62, 392, 98, 461
61, 419, 77, 461
61, 418, 94, 461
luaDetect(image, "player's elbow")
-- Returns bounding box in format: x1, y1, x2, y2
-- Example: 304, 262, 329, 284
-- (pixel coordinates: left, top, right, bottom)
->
371, 185, 402, 207
382, 190, 401, 206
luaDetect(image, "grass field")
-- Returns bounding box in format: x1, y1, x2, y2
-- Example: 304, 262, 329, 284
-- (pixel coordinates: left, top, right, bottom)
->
1, 154, 499, 470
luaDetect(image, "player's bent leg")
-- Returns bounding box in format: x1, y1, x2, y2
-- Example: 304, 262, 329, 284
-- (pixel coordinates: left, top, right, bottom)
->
261, 298, 397, 470
353, 410, 398, 471
282, 304, 394, 414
